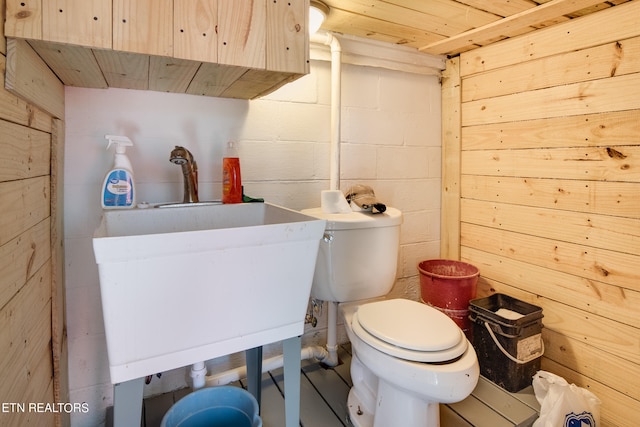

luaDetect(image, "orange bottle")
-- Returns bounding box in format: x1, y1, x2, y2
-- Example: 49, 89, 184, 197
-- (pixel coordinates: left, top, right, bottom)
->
222, 141, 242, 203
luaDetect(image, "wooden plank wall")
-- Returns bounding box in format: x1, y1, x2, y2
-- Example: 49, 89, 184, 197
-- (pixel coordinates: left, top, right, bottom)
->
0, 3, 68, 426
442, 1, 640, 425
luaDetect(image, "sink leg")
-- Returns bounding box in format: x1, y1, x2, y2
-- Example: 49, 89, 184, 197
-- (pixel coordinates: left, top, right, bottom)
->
113, 377, 144, 427
246, 346, 263, 412
283, 335, 302, 427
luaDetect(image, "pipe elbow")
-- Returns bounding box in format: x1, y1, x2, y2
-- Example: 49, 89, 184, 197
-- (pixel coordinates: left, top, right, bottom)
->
308, 345, 339, 367
328, 34, 342, 53
311, 31, 341, 52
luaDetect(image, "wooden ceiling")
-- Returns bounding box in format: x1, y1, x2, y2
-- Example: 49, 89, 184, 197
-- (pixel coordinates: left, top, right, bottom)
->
316, 0, 633, 56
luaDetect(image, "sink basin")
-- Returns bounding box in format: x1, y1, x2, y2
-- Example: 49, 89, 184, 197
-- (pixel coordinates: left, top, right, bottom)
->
93, 203, 326, 383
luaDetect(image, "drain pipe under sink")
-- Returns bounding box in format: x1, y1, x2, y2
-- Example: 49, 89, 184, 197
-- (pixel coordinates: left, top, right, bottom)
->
196, 301, 340, 388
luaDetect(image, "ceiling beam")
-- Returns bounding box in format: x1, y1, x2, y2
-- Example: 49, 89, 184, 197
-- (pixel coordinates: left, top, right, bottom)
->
419, 0, 608, 55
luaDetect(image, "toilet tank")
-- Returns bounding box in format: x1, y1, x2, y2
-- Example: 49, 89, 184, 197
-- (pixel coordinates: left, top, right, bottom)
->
301, 207, 402, 302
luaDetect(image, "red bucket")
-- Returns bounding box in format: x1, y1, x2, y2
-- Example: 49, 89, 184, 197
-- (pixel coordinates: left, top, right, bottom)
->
418, 259, 479, 332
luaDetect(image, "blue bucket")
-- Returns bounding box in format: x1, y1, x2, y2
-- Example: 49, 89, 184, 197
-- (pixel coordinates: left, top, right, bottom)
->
161, 386, 262, 427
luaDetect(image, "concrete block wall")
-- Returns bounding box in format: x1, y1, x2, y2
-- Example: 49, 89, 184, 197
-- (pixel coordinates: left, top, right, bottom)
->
64, 57, 442, 425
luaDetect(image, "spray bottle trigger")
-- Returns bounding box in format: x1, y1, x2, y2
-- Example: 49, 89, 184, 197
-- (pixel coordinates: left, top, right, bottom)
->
105, 135, 133, 151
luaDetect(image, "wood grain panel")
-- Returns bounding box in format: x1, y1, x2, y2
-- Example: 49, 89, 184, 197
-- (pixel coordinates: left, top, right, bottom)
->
221, 69, 297, 99
462, 36, 640, 102
149, 56, 201, 94
0, 263, 54, 426
461, 199, 640, 257
0, 120, 51, 182
462, 73, 640, 126
266, 0, 308, 74
0, 218, 51, 313
174, 0, 217, 63
383, 0, 502, 28
42, 0, 112, 48
50, 118, 69, 425
462, 145, 640, 182
451, 0, 537, 18
0, 176, 51, 247
324, 0, 495, 37
318, 7, 444, 48
186, 62, 247, 97
5, 38, 65, 119
218, 0, 265, 69
5, 0, 42, 40
422, 0, 606, 56
0, 55, 52, 132
441, 57, 462, 259
93, 49, 149, 90
28, 40, 108, 88
461, 223, 640, 319
542, 328, 640, 401
461, 175, 640, 219
461, 110, 640, 151
113, 0, 173, 56
459, 0, 640, 75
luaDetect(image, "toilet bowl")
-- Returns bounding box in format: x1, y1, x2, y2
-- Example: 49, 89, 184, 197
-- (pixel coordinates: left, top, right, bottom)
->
342, 299, 479, 427
301, 206, 479, 426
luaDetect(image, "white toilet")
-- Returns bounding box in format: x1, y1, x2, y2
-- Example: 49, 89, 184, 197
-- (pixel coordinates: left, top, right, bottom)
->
302, 207, 479, 427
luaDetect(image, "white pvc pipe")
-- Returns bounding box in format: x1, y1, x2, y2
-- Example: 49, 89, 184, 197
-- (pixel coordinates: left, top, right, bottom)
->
192, 301, 341, 389
311, 32, 342, 191
202, 345, 330, 388
329, 35, 342, 191
326, 302, 339, 363
190, 361, 206, 390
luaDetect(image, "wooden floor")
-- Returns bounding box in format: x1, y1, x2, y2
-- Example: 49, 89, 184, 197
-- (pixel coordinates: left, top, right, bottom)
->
143, 344, 354, 427
142, 343, 540, 427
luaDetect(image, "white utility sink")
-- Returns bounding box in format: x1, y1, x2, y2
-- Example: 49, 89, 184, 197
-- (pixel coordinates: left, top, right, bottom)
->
93, 202, 326, 384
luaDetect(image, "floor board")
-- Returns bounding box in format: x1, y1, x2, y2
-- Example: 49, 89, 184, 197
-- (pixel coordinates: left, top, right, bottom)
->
141, 343, 539, 427
301, 362, 351, 425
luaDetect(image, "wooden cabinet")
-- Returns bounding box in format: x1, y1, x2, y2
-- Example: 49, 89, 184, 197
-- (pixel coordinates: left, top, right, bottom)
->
4, 0, 309, 99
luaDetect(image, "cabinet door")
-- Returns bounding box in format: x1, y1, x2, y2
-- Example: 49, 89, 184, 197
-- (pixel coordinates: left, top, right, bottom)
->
217, 0, 265, 69
174, 0, 217, 63
113, 0, 173, 56
267, 0, 308, 74
42, 0, 112, 49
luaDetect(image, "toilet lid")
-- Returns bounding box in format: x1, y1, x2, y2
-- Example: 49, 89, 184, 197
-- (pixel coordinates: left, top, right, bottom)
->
353, 299, 467, 363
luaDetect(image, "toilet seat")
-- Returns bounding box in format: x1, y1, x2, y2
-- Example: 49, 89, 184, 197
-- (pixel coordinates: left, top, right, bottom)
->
352, 299, 467, 363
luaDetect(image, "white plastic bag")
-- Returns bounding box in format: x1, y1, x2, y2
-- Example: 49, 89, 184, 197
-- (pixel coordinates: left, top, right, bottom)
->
532, 371, 601, 427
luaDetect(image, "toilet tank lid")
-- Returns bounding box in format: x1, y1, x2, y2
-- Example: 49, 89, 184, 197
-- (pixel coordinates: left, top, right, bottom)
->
301, 207, 402, 230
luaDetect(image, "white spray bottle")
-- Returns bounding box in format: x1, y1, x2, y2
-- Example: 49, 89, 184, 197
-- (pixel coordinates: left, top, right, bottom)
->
101, 135, 136, 209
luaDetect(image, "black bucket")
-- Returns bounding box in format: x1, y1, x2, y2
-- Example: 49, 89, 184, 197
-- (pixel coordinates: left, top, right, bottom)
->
469, 294, 544, 392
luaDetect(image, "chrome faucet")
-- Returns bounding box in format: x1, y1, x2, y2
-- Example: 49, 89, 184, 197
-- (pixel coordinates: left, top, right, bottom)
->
170, 146, 199, 203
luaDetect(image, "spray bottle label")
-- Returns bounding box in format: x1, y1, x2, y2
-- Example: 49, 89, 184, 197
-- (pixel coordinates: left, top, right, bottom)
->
103, 169, 134, 207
